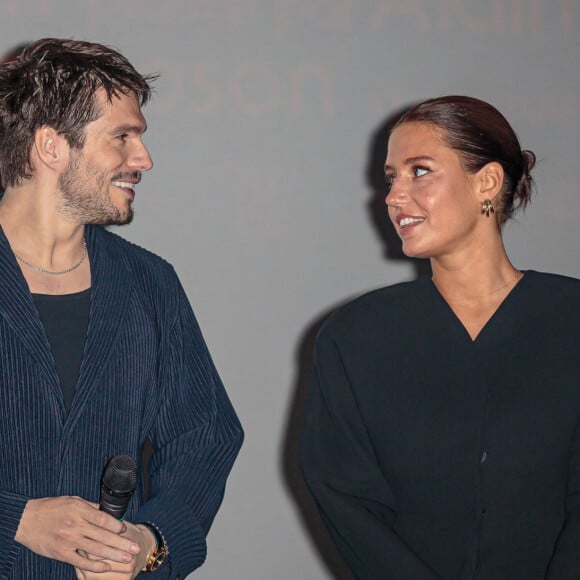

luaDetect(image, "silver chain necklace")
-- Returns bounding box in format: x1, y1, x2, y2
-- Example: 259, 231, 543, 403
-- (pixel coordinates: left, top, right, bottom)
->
15, 240, 88, 276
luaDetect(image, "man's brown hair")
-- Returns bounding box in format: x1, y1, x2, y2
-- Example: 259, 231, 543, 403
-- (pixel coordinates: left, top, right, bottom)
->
0, 38, 156, 188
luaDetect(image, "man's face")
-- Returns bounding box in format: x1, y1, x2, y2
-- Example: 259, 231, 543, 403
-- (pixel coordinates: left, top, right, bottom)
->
57, 88, 153, 226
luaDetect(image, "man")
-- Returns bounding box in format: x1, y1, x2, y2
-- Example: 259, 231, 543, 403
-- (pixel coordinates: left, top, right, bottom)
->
0, 38, 243, 578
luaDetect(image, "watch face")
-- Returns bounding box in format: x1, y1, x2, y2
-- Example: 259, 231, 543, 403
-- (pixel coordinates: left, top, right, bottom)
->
146, 548, 167, 572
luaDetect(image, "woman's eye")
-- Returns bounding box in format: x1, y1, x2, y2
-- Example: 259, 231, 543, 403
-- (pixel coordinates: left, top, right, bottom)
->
413, 166, 429, 178
385, 175, 395, 193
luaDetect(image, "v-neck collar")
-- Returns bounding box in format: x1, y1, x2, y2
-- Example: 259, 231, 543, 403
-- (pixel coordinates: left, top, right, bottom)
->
428, 271, 530, 344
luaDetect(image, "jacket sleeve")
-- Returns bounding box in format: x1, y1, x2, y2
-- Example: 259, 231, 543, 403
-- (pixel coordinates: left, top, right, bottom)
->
0, 491, 28, 576
546, 416, 580, 579
300, 332, 442, 580
134, 279, 243, 578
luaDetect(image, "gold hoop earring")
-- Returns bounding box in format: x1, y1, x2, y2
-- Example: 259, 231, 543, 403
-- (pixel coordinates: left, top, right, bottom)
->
481, 199, 494, 218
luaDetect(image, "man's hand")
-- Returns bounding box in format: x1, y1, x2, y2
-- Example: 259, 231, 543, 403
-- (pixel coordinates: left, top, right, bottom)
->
74, 522, 157, 579
15, 497, 141, 573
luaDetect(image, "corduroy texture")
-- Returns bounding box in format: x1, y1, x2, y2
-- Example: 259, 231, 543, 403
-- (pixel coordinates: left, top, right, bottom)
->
0, 225, 243, 579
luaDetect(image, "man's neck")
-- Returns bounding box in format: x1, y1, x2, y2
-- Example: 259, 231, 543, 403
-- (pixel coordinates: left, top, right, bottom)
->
0, 184, 85, 256
0, 184, 91, 295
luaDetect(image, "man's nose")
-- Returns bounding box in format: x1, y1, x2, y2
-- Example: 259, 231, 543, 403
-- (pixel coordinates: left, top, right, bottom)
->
129, 140, 153, 172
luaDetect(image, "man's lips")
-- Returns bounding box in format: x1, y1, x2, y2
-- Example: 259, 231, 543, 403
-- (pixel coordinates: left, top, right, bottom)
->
111, 172, 141, 187
112, 180, 138, 189
111, 174, 141, 198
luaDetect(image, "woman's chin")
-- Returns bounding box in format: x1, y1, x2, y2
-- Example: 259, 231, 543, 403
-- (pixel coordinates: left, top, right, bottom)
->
401, 243, 430, 260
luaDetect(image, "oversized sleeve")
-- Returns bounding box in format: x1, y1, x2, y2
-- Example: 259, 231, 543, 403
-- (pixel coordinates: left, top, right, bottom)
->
546, 416, 580, 579
0, 491, 29, 576
300, 331, 441, 580
134, 278, 243, 578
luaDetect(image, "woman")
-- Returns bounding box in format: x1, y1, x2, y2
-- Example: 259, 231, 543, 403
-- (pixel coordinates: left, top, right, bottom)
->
301, 96, 579, 580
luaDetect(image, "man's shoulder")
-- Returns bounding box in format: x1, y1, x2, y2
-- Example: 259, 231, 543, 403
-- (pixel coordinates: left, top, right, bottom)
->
92, 226, 176, 278
90, 227, 185, 311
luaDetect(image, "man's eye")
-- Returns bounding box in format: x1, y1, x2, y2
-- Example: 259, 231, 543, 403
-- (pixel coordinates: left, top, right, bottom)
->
117, 134, 128, 142
413, 166, 429, 177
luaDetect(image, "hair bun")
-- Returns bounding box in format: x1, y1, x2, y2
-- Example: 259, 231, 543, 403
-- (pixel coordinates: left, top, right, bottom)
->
521, 149, 536, 177
514, 149, 536, 211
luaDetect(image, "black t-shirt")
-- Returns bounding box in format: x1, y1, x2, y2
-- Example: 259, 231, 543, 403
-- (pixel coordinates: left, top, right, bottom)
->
32, 288, 91, 412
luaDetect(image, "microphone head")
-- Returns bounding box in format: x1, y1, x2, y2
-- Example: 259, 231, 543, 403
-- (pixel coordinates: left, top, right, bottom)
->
102, 455, 137, 494
100, 455, 137, 520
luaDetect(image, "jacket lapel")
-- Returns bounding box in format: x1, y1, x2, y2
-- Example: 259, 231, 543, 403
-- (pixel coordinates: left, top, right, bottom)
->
0, 227, 62, 402
66, 226, 134, 425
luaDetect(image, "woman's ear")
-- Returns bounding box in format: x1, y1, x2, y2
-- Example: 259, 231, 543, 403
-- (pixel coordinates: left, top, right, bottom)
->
476, 161, 504, 202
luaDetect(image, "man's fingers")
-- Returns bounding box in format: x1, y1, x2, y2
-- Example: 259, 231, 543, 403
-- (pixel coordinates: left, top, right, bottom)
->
75, 562, 135, 579
66, 548, 111, 573
74, 533, 138, 565
85, 506, 126, 534
15, 496, 138, 569
87, 527, 140, 557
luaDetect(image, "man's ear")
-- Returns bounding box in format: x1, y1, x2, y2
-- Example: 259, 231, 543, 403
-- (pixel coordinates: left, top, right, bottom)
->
32, 126, 70, 172
476, 161, 504, 202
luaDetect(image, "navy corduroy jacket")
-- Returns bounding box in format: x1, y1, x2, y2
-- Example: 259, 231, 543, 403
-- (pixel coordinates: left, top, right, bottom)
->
0, 225, 243, 579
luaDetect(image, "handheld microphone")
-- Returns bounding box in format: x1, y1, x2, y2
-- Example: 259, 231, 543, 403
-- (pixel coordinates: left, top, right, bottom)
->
99, 455, 137, 521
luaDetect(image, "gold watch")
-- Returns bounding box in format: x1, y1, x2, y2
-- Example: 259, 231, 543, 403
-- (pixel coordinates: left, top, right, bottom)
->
141, 522, 168, 573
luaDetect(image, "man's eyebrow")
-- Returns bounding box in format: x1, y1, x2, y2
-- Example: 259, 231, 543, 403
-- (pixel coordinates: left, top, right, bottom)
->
110, 124, 147, 135
384, 155, 435, 171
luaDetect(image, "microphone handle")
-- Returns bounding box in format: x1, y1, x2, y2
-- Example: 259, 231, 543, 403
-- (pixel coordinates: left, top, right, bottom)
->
99, 489, 133, 520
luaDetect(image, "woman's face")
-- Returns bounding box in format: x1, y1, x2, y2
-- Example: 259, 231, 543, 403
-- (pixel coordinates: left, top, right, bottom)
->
384, 121, 483, 260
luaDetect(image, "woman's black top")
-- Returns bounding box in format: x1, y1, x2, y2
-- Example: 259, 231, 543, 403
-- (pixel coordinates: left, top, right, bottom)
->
301, 271, 580, 580
32, 288, 91, 412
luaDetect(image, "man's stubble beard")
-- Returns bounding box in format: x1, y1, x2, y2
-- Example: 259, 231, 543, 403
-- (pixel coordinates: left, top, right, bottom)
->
56, 154, 134, 226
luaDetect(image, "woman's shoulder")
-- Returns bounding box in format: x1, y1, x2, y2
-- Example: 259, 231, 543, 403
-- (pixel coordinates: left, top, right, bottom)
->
320, 277, 432, 340
521, 269, 580, 298
515, 270, 579, 331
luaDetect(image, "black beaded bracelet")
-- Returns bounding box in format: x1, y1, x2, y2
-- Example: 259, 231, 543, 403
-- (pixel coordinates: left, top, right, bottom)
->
138, 521, 169, 573
141, 522, 164, 551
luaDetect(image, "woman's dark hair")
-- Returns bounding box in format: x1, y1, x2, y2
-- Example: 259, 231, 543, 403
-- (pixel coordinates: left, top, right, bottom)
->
393, 95, 535, 225
0, 38, 157, 188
